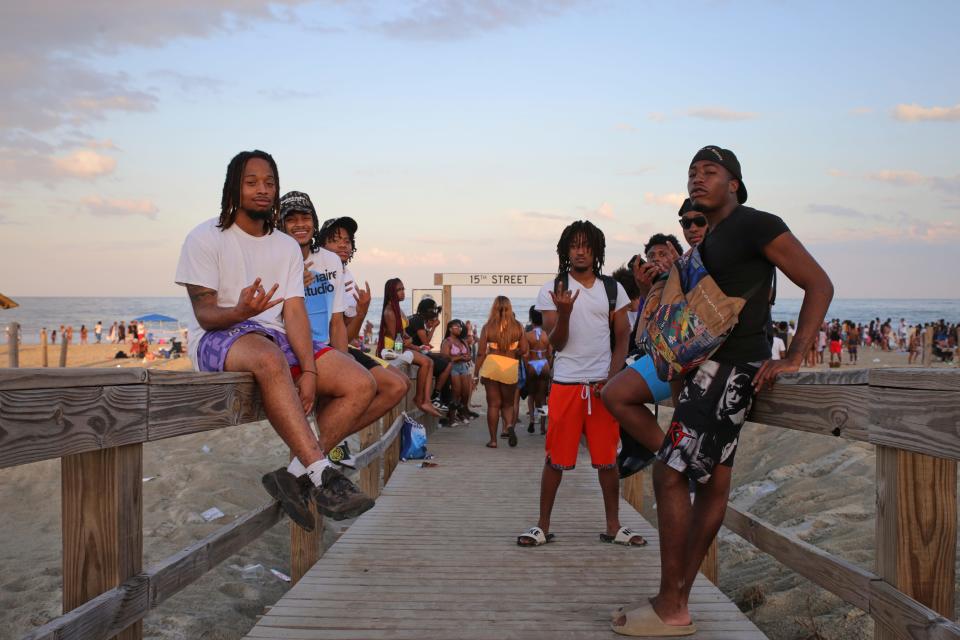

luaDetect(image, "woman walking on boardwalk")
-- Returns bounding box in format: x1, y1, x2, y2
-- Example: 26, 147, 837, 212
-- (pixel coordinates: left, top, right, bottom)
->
475, 296, 528, 448
378, 278, 441, 417
524, 307, 552, 434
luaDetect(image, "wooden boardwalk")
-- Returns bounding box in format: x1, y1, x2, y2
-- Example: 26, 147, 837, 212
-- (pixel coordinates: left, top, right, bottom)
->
245, 419, 765, 639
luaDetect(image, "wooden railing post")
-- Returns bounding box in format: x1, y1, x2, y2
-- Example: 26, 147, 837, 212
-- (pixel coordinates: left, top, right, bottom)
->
62, 443, 143, 640
921, 326, 934, 366
58, 336, 68, 367
6, 321, 19, 368
40, 328, 48, 367
875, 446, 957, 639
290, 445, 322, 584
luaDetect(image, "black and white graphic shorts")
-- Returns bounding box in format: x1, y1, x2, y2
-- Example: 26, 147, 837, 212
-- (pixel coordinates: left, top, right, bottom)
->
656, 359, 760, 484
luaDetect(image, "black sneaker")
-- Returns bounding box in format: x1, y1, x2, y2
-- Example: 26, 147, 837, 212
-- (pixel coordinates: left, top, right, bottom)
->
327, 441, 357, 469
617, 444, 656, 479
309, 467, 375, 521
261, 467, 316, 532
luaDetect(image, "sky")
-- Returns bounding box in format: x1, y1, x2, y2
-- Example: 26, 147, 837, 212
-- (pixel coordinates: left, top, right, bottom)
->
1, 0, 958, 300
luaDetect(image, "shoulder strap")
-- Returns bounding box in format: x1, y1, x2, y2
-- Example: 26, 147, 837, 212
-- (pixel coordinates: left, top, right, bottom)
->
599, 274, 618, 315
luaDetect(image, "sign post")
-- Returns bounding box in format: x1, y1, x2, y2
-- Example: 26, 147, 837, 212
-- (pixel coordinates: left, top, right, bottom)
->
432, 273, 555, 342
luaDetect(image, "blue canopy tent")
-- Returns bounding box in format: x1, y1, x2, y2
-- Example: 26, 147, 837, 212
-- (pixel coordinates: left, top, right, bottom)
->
131, 313, 182, 345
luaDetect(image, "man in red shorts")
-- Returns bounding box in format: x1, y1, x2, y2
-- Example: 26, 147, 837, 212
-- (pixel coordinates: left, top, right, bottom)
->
516, 220, 643, 548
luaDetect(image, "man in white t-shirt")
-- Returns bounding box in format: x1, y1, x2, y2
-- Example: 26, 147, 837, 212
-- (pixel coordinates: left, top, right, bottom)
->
771, 334, 786, 360
174, 150, 376, 533
281, 198, 408, 467
516, 220, 644, 548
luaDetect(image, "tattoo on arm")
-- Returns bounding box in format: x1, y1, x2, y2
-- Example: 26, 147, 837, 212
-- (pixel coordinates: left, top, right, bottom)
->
186, 285, 217, 304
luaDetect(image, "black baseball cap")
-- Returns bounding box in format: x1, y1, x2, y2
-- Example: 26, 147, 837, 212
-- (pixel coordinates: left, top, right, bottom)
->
279, 191, 316, 219
689, 146, 748, 204
677, 198, 706, 217
319, 216, 358, 238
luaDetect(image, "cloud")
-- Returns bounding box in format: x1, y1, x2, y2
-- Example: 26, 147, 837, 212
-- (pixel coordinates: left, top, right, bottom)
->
364, 246, 455, 266
644, 192, 686, 207
849, 107, 873, 115
893, 103, 960, 122
52, 150, 117, 178
614, 123, 637, 132
149, 70, 224, 93
648, 112, 668, 122
930, 175, 960, 196
807, 219, 960, 245
827, 168, 849, 177
807, 203, 874, 219
686, 107, 759, 121
579, 202, 614, 220
866, 170, 929, 186
374, 0, 590, 40
80, 196, 159, 219
0, 1, 311, 183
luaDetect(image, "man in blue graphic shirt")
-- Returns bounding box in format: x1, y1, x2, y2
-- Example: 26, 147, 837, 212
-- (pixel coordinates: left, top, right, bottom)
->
280, 191, 347, 351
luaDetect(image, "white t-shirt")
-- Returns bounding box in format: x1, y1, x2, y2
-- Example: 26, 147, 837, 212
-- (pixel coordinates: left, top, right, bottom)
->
342, 266, 358, 320
536, 275, 630, 383
303, 248, 346, 344
771, 336, 786, 360
175, 218, 305, 368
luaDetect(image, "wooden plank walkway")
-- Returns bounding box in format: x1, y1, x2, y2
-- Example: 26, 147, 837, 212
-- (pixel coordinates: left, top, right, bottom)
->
245, 418, 765, 639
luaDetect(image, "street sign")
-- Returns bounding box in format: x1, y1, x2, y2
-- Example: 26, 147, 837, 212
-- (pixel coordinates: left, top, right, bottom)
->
433, 273, 555, 287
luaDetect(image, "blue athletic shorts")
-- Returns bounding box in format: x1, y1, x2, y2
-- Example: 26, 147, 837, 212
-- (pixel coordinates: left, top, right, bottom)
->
628, 354, 671, 403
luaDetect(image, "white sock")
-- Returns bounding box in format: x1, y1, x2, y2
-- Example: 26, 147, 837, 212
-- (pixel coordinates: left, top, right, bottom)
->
287, 457, 307, 477
306, 458, 334, 487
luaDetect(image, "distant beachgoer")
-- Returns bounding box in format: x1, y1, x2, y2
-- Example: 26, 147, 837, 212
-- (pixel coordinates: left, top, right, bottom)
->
94, 321, 103, 343
829, 322, 842, 365
519, 220, 636, 550
847, 324, 859, 364
175, 149, 375, 530
771, 327, 786, 360
817, 323, 827, 364
128, 322, 136, 343
378, 278, 441, 417
908, 326, 921, 364
476, 296, 528, 448
678, 198, 708, 247
80, 325, 88, 344
613, 145, 832, 636
50, 328, 57, 344
65, 325, 74, 344
440, 319, 474, 424
117, 322, 126, 343
524, 307, 552, 434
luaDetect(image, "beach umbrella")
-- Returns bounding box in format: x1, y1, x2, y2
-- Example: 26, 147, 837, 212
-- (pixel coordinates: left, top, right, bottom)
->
132, 313, 178, 323
0, 293, 18, 310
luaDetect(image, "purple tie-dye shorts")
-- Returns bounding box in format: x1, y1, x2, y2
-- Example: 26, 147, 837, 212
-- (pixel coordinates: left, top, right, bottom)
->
196, 320, 330, 375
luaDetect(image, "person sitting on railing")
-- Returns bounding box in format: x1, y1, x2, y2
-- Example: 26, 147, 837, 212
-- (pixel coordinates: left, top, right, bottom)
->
175, 150, 376, 534
611, 146, 833, 637
315, 211, 411, 463
378, 278, 442, 417
407, 298, 455, 415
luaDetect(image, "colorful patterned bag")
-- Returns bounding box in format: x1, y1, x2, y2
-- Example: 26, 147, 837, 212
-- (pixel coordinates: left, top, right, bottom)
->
638, 247, 760, 381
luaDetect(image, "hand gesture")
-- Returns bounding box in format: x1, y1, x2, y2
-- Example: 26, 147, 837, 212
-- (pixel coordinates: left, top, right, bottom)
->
302, 261, 316, 288
637, 261, 661, 286
549, 280, 580, 317
353, 281, 372, 314
235, 277, 283, 320
296, 372, 317, 414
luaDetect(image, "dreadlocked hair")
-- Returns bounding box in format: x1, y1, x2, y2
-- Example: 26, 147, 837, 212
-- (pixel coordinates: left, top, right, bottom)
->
484, 296, 522, 353
556, 220, 605, 276
377, 278, 404, 353
319, 223, 357, 262
218, 150, 280, 233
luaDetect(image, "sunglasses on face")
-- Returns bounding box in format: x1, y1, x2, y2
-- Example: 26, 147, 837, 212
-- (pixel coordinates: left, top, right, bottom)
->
680, 215, 707, 229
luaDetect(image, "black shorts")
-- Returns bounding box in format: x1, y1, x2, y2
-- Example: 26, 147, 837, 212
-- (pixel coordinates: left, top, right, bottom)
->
425, 352, 450, 378
656, 360, 759, 484
348, 347, 380, 371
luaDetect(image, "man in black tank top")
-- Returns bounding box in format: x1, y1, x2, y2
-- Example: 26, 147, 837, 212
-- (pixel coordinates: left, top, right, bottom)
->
612, 147, 833, 635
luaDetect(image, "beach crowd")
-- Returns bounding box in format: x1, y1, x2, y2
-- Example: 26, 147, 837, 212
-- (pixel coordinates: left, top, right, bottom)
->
171, 146, 957, 637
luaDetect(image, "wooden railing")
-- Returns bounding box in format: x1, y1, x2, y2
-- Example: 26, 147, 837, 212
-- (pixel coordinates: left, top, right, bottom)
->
621, 367, 960, 640
0, 368, 429, 640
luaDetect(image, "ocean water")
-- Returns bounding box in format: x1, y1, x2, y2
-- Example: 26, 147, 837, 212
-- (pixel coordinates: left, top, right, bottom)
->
3, 296, 958, 344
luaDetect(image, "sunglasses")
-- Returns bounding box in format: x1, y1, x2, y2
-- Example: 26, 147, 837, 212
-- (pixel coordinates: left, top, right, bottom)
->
680, 215, 707, 229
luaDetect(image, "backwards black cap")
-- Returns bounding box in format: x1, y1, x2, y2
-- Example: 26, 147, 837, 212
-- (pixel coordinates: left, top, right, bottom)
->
677, 198, 705, 217
689, 146, 747, 204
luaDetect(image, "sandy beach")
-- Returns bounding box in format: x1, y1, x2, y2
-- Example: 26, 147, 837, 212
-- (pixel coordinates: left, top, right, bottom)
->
0, 343, 956, 639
